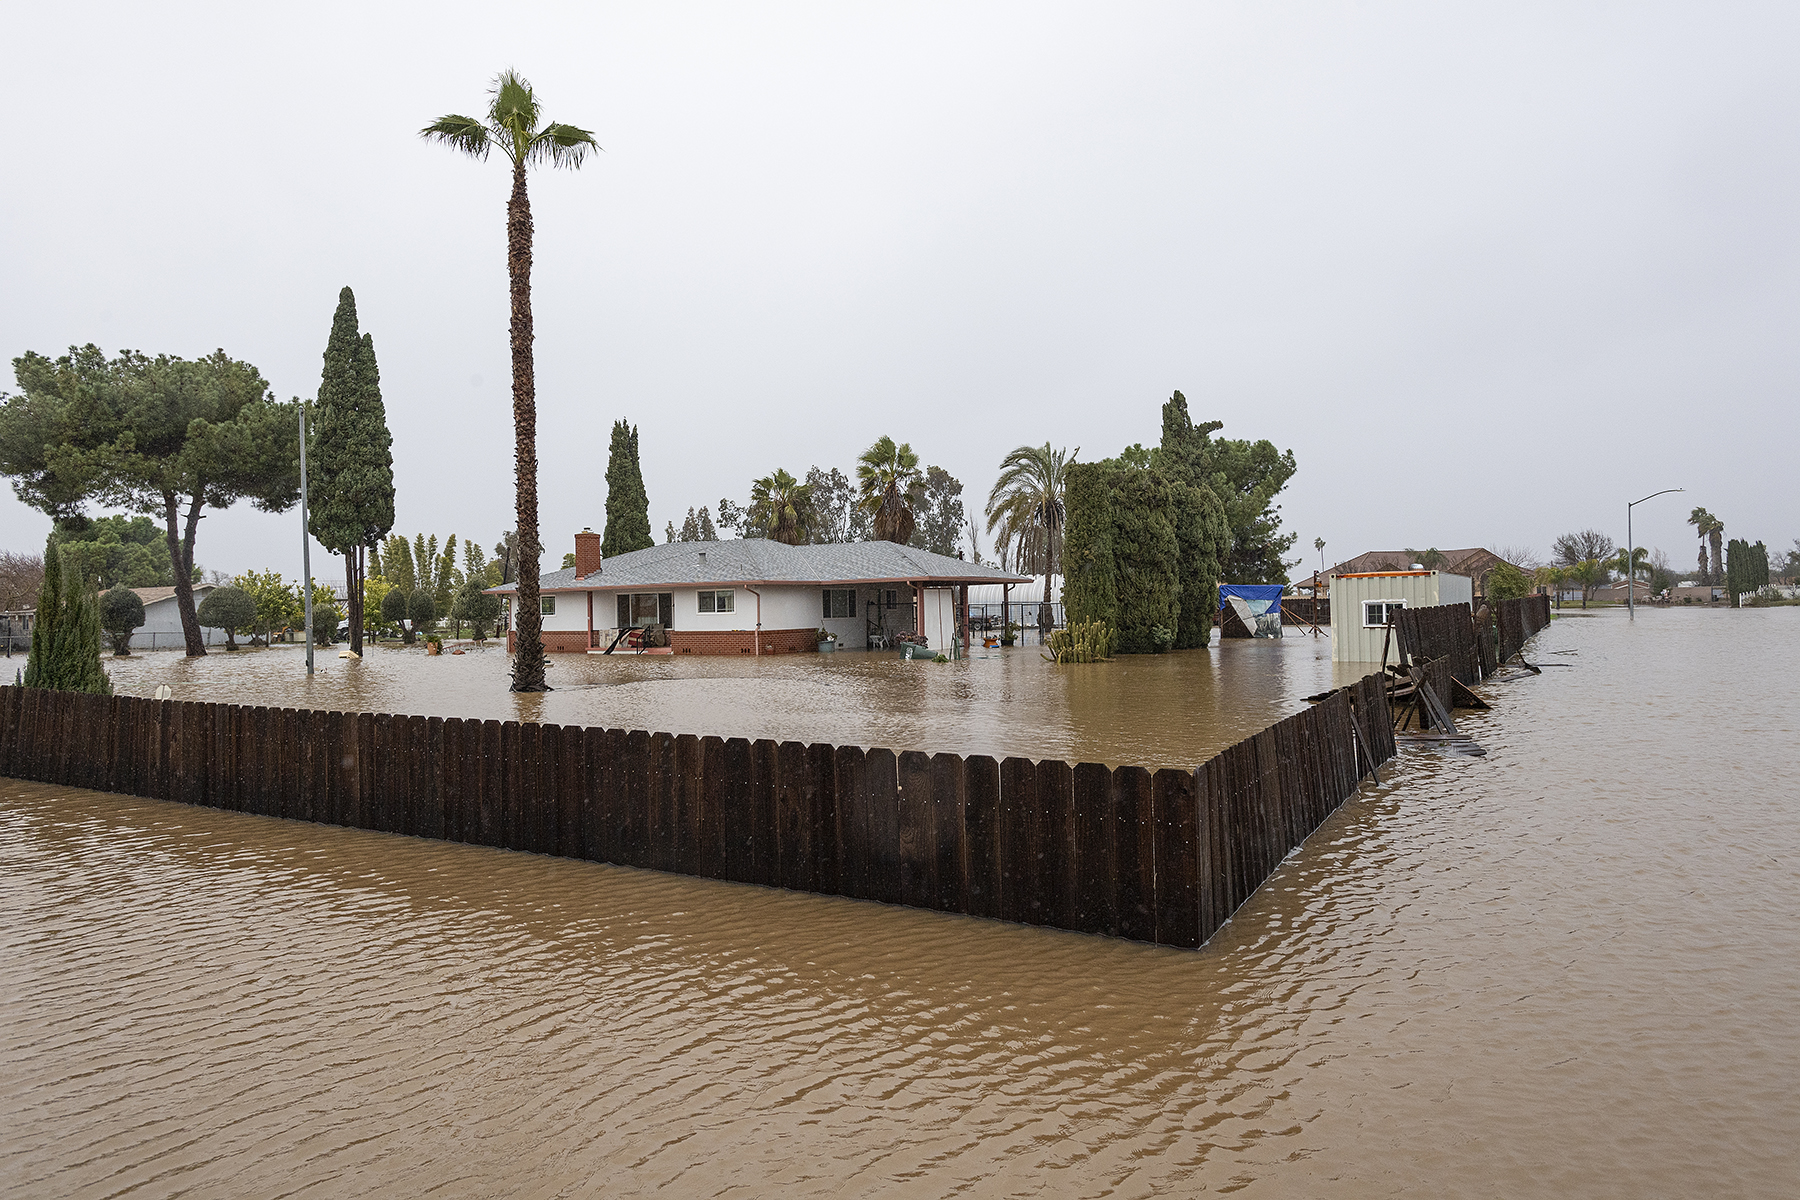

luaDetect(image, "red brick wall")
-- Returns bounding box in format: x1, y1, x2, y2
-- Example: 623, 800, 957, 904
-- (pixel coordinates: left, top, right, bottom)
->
507, 628, 819, 655
669, 628, 818, 656
507, 630, 594, 654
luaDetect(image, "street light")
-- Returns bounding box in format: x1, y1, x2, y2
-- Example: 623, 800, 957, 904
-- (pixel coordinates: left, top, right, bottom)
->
1626, 487, 1683, 620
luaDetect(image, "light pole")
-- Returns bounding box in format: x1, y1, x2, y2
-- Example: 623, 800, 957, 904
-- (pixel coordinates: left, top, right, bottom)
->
1626, 487, 1683, 620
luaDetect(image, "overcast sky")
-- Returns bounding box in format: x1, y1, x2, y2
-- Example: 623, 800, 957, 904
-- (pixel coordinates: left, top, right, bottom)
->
4, 2, 1795, 582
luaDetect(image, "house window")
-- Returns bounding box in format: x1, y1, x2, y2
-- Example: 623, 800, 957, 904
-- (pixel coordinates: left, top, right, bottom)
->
698, 589, 734, 614
823, 589, 854, 618
1362, 599, 1404, 627
540, 596, 557, 616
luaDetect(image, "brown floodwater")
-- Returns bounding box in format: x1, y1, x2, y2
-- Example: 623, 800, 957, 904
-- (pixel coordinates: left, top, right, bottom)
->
2, 609, 1797, 1197
87, 634, 1354, 769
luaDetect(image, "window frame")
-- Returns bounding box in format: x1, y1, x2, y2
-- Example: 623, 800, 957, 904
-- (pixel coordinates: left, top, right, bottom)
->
823, 588, 854, 619
540, 595, 557, 616
1362, 598, 1404, 628
698, 589, 734, 614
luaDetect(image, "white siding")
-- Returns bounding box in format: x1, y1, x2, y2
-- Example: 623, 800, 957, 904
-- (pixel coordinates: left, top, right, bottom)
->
1437, 573, 1473, 609
509, 593, 592, 633
138, 593, 225, 649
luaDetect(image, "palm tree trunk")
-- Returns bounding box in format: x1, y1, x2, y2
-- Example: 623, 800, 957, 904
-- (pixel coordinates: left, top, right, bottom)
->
508, 159, 547, 691
1709, 529, 1723, 584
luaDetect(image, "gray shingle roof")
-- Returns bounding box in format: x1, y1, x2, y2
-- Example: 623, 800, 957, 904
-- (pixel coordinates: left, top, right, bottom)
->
488, 539, 1031, 594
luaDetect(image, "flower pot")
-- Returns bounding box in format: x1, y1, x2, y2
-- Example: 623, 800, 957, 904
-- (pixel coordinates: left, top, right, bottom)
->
426, 642, 442, 656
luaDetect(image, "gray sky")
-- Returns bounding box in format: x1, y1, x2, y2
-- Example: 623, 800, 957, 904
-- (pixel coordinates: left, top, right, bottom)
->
4, 2, 1795, 582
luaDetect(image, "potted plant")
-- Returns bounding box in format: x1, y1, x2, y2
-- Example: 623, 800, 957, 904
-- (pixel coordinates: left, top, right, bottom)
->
999, 621, 1019, 647
425, 634, 444, 656
815, 627, 837, 652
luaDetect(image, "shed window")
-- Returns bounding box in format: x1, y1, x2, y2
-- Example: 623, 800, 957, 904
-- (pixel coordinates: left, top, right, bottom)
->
823, 589, 854, 618
540, 596, 556, 616
698, 589, 734, 614
1362, 599, 1404, 628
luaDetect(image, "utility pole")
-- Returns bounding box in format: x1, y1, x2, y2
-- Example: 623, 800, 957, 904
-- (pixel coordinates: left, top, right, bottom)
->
300, 405, 314, 675
1626, 488, 1683, 621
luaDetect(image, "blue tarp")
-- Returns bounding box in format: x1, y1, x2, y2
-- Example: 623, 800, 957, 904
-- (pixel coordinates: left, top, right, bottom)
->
1218, 584, 1285, 614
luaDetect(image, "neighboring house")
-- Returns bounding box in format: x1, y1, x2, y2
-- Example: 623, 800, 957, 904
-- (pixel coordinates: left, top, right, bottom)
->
1, 610, 32, 653
489, 530, 1030, 655
129, 585, 221, 650
1329, 570, 1473, 664
1328, 548, 1511, 597
1669, 583, 1723, 603
1595, 579, 1655, 604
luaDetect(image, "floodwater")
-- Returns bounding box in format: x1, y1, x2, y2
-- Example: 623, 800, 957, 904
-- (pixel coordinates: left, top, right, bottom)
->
90, 634, 1352, 770
2, 608, 1797, 1197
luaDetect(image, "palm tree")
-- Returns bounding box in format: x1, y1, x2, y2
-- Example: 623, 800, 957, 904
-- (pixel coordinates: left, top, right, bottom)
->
1687, 507, 1723, 585
1615, 545, 1649, 582
856, 436, 923, 544
422, 71, 598, 692
748, 468, 814, 545
983, 443, 1075, 618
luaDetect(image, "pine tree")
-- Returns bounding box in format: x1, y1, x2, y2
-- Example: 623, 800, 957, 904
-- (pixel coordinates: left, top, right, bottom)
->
307, 287, 396, 655
23, 536, 111, 694
603, 420, 653, 556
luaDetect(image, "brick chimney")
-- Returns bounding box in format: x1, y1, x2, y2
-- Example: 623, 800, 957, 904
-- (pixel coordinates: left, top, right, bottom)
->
573, 528, 602, 578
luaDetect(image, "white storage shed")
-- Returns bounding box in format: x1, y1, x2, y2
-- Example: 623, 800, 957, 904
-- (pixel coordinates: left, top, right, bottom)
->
1330, 570, 1473, 663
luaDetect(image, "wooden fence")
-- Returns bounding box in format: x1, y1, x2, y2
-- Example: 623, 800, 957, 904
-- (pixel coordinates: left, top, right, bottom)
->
1394, 605, 1481, 683
1395, 593, 1554, 684
1497, 594, 1552, 664
0, 674, 1394, 949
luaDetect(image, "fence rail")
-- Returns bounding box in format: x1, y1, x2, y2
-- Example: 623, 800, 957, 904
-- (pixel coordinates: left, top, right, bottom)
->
0, 676, 1394, 948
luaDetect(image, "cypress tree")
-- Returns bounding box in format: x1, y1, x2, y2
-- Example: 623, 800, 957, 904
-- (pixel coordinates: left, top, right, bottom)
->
1155, 391, 1230, 649
1061, 459, 1182, 653
23, 536, 111, 694
1062, 462, 1119, 633
1109, 464, 1181, 653
308, 287, 396, 656
603, 420, 654, 556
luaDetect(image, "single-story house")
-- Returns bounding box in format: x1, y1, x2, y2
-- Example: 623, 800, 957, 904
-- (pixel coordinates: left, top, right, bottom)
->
1669, 583, 1723, 603
1595, 579, 1656, 604
489, 530, 1031, 655
129, 585, 222, 650
1330, 569, 1473, 663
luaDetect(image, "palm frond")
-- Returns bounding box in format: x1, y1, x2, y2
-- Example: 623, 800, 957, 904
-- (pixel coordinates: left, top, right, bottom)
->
420, 114, 493, 159
530, 122, 601, 169
489, 69, 542, 135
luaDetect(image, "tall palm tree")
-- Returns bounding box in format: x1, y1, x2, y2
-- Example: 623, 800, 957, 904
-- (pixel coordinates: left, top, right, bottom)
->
984, 443, 1074, 614
748, 468, 814, 545
856, 436, 923, 544
422, 71, 597, 692
1687, 507, 1723, 585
